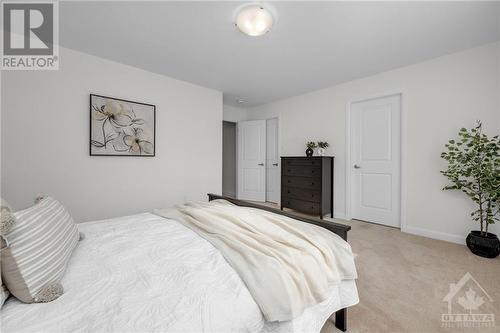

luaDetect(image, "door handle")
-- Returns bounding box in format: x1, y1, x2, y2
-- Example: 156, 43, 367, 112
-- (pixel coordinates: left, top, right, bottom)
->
258, 163, 264, 166
353, 164, 361, 169
273, 163, 278, 166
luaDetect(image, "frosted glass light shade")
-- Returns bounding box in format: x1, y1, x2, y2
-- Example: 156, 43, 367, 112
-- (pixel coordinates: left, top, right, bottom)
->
236, 5, 274, 37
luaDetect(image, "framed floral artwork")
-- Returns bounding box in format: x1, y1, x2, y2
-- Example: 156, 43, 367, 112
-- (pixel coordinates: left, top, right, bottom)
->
90, 94, 155, 156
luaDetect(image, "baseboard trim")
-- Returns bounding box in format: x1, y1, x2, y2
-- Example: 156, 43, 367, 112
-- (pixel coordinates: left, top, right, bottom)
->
333, 213, 348, 220
402, 226, 466, 245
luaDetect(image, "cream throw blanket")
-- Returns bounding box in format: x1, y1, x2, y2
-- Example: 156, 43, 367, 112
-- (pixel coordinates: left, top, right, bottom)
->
154, 200, 357, 322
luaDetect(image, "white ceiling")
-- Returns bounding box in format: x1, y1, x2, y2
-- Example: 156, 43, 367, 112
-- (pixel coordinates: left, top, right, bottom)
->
60, 1, 500, 107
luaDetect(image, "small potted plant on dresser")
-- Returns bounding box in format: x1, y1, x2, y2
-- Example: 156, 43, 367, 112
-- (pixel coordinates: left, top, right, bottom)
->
317, 141, 329, 156
440, 121, 500, 258
306, 141, 317, 157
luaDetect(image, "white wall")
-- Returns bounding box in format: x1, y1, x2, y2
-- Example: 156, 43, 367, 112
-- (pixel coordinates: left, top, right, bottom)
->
1, 47, 222, 222
247, 42, 500, 243
223, 104, 248, 122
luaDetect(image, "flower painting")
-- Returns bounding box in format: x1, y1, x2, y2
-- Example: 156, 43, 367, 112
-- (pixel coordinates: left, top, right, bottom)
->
90, 94, 155, 156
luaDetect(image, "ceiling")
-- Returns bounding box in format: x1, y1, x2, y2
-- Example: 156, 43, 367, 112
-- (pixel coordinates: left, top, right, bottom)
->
60, 1, 500, 107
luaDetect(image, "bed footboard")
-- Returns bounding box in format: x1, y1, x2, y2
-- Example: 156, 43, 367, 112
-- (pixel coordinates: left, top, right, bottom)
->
207, 194, 350, 240
207, 193, 350, 332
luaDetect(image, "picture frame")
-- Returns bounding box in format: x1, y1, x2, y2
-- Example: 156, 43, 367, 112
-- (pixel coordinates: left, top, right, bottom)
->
89, 94, 156, 157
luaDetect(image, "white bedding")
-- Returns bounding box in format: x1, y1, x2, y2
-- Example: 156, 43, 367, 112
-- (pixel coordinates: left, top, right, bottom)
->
1, 213, 358, 333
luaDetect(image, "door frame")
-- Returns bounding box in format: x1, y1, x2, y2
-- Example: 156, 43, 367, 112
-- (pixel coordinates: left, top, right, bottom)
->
344, 91, 407, 231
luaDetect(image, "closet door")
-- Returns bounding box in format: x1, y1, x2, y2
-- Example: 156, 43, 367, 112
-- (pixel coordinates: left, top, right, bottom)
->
266, 118, 280, 203
237, 120, 266, 201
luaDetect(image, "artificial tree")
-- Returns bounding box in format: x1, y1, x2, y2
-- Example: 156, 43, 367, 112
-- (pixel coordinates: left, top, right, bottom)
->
440, 121, 499, 236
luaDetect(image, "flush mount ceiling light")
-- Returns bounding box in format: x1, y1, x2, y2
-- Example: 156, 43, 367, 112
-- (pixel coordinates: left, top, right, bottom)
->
235, 4, 274, 37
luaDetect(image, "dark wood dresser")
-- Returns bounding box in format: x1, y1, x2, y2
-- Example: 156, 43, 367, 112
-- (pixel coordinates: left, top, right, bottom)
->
281, 156, 334, 219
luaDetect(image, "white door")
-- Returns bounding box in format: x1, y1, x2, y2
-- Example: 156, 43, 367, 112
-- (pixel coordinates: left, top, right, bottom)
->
237, 120, 266, 201
266, 118, 280, 203
351, 94, 401, 227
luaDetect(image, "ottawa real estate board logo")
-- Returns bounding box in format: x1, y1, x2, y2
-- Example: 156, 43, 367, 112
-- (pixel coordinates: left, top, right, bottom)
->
1, 1, 59, 70
442, 272, 495, 328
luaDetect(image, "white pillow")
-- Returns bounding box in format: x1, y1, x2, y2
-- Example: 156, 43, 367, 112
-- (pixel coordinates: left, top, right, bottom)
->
1, 197, 79, 303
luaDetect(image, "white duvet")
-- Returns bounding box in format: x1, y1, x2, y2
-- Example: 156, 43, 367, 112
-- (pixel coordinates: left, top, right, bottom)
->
1, 213, 358, 333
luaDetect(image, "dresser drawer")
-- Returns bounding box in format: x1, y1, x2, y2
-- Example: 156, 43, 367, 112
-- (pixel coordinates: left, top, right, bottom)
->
283, 176, 321, 190
282, 198, 321, 215
283, 165, 321, 178
283, 158, 321, 167
282, 186, 321, 203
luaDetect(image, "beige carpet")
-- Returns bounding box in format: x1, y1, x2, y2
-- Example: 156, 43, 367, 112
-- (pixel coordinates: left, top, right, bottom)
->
319, 218, 500, 333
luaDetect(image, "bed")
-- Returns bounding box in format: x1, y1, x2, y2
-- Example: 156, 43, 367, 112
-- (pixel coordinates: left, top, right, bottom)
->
1, 194, 358, 333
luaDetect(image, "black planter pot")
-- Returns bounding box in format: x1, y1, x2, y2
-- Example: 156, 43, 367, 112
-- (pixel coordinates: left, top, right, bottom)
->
466, 231, 500, 258
306, 148, 313, 157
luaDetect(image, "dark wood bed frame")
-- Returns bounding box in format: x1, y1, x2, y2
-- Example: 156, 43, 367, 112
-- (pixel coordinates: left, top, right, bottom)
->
207, 194, 351, 332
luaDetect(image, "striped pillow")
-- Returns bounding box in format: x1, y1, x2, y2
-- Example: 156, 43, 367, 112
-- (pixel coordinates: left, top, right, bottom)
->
0, 280, 9, 307
1, 197, 79, 303
1, 198, 13, 307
